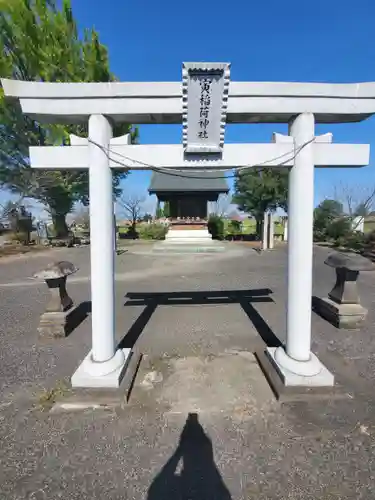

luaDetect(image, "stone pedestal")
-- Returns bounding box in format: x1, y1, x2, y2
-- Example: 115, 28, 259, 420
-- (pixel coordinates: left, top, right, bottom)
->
314, 252, 374, 329
38, 310, 71, 338
314, 298, 367, 329
33, 261, 78, 339
45, 276, 73, 312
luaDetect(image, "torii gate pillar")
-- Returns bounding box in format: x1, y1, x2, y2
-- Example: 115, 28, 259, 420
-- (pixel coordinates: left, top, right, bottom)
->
266, 113, 334, 386
71, 115, 130, 387
286, 113, 315, 364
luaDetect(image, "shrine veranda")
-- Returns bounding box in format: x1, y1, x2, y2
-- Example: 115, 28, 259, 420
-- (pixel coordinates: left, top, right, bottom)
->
2, 61, 374, 392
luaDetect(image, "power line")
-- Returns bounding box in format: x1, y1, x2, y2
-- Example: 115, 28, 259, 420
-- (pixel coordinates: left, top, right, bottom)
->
85, 137, 316, 181
87, 138, 314, 175
100, 140, 299, 172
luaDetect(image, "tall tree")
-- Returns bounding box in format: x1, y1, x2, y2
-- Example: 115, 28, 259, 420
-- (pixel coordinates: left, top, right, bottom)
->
233, 169, 288, 236
118, 194, 145, 227
0, 0, 136, 236
313, 199, 343, 238
333, 183, 375, 218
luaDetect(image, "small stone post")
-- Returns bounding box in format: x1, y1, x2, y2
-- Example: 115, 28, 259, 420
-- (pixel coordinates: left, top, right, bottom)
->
267, 212, 274, 249
283, 217, 288, 242
262, 212, 269, 250
34, 261, 78, 338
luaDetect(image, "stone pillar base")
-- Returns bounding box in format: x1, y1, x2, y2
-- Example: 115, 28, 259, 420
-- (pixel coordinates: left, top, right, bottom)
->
313, 297, 368, 329
71, 348, 132, 388
257, 347, 335, 400
266, 347, 334, 386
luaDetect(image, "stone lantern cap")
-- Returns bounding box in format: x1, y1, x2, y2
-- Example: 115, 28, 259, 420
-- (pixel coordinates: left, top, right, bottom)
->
33, 261, 78, 280
324, 252, 375, 272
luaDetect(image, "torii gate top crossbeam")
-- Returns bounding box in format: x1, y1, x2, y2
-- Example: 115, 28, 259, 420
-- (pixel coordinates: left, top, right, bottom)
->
3, 78, 375, 125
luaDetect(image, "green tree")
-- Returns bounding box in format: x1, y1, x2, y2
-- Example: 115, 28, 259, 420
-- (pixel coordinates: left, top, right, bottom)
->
313, 199, 343, 240
0, 0, 136, 236
207, 214, 225, 240
326, 217, 352, 242
233, 169, 288, 237
155, 201, 163, 219
155, 206, 163, 219
1, 199, 19, 218
156, 201, 169, 219
142, 213, 153, 223
163, 201, 170, 218
6, 205, 33, 244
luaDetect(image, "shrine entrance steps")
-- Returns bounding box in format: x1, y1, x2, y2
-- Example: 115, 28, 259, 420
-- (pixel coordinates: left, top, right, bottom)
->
152, 240, 226, 254
153, 227, 226, 253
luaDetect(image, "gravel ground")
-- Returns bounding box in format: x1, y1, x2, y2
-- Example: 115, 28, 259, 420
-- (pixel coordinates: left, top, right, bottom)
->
0, 243, 375, 499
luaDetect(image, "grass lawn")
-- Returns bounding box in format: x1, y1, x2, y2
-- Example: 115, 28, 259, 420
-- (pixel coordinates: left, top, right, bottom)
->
224, 219, 284, 236
0, 244, 49, 258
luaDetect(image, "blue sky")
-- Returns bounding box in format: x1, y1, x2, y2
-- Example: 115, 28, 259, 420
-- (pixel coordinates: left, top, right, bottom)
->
2, 0, 375, 217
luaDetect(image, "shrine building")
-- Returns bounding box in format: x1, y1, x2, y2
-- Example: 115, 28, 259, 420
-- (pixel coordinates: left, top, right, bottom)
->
148, 170, 229, 220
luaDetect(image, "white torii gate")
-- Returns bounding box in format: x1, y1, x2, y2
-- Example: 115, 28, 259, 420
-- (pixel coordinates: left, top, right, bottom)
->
1, 68, 373, 391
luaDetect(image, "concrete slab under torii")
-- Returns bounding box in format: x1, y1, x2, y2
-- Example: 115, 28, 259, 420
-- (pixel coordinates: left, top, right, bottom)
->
2, 66, 374, 395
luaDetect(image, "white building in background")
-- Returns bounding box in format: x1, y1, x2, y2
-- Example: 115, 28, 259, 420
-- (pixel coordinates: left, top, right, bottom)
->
352, 216, 365, 232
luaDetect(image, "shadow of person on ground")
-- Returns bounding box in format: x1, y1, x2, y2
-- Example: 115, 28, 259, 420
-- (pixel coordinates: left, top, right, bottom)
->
147, 413, 232, 500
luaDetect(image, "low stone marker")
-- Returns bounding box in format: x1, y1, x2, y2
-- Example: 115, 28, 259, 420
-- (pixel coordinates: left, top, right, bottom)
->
33, 261, 78, 338
314, 252, 374, 329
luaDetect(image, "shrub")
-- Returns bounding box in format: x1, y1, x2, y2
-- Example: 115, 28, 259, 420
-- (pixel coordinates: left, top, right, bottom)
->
365, 229, 375, 244
208, 215, 225, 240
332, 236, 346, 248
7, 207, 33, 244
325, 217, 352, 241
228, 220, 242, 234
343, 232, 366, 250
313, 229, 326, 242
139, 223, 167, 240
7, 232, 23, 244
313, 199, 344, 241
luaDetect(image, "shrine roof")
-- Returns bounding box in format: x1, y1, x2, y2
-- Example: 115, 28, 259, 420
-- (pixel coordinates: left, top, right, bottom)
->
148, 171, 229, 194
